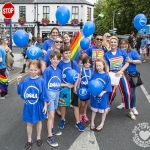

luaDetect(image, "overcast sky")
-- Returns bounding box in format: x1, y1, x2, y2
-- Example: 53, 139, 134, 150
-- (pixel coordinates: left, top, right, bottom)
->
86, 0, 97, 4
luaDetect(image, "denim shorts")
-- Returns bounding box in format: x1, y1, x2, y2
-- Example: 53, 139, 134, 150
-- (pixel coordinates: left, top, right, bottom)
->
47, 90, 60, 112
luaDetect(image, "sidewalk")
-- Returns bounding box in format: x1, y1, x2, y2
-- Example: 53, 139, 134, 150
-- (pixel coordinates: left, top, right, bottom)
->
9, 53, 24, 80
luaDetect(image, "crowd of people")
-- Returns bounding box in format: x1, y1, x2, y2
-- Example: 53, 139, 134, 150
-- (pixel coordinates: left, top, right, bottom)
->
0, 28, 144, 149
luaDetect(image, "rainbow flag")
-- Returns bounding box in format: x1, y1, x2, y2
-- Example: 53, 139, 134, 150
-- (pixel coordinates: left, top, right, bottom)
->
70, 31, 82, 64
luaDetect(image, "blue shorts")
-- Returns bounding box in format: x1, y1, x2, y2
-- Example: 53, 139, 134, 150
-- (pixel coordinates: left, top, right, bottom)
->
47, 90, 60, 112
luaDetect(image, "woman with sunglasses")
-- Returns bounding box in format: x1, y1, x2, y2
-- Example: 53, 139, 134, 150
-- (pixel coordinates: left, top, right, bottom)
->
102, 33, 111, 50
104, 36, 132, 117
41, 36, 63, 73
86, 34, 108, 63
117, 39, 141, 120
42, 28, 59, 55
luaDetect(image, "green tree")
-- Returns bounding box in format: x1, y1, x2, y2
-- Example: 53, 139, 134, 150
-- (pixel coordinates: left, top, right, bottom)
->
94, 0, 150, 35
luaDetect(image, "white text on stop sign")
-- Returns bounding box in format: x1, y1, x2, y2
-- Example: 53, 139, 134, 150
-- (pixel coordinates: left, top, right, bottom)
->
3, 8, 14, 14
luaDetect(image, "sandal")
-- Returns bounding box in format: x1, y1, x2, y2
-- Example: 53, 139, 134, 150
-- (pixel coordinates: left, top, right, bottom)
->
128, 112, 136, 120
96, 125, 103, 131
37, 139, 43, 147
90, 124, 96, 131
143, 60, 146, 62
25, 141, 33, 150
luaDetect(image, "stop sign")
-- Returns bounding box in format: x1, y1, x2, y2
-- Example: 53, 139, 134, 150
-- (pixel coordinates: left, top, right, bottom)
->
2, 2, 15, 19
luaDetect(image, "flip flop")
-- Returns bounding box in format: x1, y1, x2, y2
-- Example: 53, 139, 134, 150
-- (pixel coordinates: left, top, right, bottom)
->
96, 125, 103, 131
90, 124, 96, 131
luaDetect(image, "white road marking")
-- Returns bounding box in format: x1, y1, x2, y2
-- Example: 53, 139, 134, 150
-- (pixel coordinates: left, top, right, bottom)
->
140, 85, 150, 103
68, 125, 100, 150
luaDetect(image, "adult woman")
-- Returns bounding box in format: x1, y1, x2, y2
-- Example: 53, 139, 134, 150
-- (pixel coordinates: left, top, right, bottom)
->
104, 36, 132, 116
63, 33, 71, 47
117, 39, 141, 120
102, 33, 111, 50
0, 44, 8, 99
0, 40, 14, 81
42, 27, 59, 54
41, 36, 63, 72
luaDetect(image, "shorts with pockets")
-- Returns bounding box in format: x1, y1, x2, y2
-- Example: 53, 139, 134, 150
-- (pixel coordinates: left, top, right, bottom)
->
47, 90, 60, 112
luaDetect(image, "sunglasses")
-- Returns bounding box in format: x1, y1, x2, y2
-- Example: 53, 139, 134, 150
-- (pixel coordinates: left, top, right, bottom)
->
107, 35, 111, 37
96, 38, 103, 41
55, 41, 63, 44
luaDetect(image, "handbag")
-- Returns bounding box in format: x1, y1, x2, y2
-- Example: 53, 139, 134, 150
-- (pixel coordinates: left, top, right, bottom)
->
124, 71, 143, 87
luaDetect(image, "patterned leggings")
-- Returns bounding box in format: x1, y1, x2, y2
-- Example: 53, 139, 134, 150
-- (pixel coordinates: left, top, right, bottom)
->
109, 75, 132, 109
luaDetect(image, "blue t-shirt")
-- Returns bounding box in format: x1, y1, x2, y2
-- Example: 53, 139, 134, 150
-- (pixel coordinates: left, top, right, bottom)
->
90, 72, 112, 93
80, 67, 93, 88
104, 48, 128, 72
42, 49, 54, 66
42, 38, 54, 51
140, 39, 147, 48
0, 46, 6, 69
36, 43, 43, 49
17, 76, 49, 124
43, 65, 62, 90
86, 45, 107, 62
17, 76, 49, 102
58, 60, 80, 83
127, 50, 141, 74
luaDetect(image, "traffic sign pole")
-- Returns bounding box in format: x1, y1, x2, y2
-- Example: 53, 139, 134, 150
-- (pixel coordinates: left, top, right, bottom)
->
10, 19, 12, 50
2, 2, 15, 50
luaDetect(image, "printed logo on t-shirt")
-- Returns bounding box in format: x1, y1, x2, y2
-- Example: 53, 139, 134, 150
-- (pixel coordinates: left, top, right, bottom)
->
109, 56, 123, 71
92, 49, 104, 61
48, 76, 61, 89
81, 76, 90, 85
24, 86, 39, 104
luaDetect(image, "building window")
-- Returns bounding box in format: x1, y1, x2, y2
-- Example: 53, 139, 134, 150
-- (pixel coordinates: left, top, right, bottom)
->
43, 6, 49, 19
87, 7, 91, 21
19, 6, 26, 19
72, 6, 79, 19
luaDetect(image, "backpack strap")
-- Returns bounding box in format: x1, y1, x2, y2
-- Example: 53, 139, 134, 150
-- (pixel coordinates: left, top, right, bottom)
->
71, 60, 74, 69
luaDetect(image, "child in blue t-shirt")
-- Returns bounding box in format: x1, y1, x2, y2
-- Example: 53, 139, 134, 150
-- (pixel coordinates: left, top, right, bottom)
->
43, 51, 72, 147
57, 45, 85, 132
17, 60, 49, 150
75, 55, 93, 123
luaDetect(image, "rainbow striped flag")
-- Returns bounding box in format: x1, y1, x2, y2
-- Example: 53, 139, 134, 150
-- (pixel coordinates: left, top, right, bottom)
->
70, 31, 82, 64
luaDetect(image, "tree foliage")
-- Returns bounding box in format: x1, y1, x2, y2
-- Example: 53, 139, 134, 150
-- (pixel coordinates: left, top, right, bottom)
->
94, 0, 150, 35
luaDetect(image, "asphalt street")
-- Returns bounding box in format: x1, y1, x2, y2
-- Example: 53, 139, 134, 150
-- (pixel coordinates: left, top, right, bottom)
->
0, 48, 150, 150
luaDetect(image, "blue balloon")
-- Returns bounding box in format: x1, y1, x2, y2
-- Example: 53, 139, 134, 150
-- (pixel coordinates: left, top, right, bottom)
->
26, 46, 43, 60
65, 69, 78, 84
82, 21, 96, 37
77, 88, 89, 100
80, 37, 90, 50
55, 6, 70, 25
88, 79, 104, 96
134, 14, 147, 31
13, 30, 29, 48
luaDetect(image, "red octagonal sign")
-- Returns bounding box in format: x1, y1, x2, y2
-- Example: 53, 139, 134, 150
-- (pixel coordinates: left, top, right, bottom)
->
2, 2, 15, 19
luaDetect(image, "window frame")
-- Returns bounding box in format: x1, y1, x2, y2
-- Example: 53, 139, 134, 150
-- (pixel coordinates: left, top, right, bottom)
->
19, 6, 26, 19
87, 7, 91, 21
43, 6, 50, 19
71, 6, 79, 20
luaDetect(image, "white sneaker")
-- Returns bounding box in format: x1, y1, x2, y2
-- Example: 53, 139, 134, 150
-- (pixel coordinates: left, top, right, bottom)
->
133, 107, 138, 115
117, 103, 124, 109
1, 96, 5, 100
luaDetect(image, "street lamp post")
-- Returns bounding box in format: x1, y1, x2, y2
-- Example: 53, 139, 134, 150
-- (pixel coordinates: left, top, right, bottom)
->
112, 9, 120, 35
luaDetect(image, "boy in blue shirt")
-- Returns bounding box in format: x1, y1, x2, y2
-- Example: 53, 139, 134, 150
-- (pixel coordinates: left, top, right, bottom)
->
43, 51, 72, 147
57, 45, 85, 132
